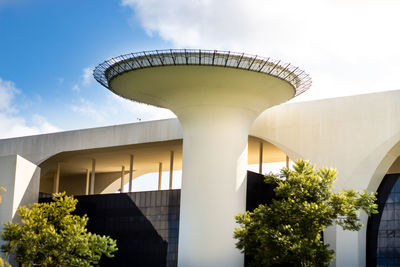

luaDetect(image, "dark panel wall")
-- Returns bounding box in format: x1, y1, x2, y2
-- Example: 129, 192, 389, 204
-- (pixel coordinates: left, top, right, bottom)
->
246, 171, 276, 211
76, 190, 180, 267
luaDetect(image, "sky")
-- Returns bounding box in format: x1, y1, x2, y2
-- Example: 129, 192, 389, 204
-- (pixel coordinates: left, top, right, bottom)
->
1, 0, 400, 139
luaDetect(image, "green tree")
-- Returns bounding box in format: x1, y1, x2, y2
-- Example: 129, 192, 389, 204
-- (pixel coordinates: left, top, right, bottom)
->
234, 159, 378, 267
1, 192, 117, 267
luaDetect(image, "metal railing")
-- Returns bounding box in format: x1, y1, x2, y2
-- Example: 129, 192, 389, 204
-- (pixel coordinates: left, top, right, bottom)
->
93, 49, 312, 96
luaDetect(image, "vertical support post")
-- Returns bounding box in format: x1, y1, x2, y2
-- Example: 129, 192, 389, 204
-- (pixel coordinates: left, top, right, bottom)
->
120, 166, 125, 193
259, 141, 263, 174
169, 151, 174, 190
90, 159, 96, 195
286, 155, 290, 169
85, 169, 90, 195
0, 155, 40, 224
129, 155, 134, 192
158, 162, 162, 191
53, 162, 60, 193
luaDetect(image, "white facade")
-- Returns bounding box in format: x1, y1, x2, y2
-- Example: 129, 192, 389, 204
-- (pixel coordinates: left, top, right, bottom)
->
0, 89, 399, 266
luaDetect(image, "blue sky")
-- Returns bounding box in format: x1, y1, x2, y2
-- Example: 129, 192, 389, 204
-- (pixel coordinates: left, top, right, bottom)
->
0, 0, 175, 138
1, 0, 400, 138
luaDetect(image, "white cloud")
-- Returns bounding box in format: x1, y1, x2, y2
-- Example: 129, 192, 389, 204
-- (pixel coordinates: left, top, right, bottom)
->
82, 67, 93, 85
71, 67, 93, 92
0, 78, 61, 139
31, 114, 60, 133
0, 78, 19, 112
122, 0, 400, 101
110, 94, 176, 121
0, 114, 61, 139
71, 98, 106, 122
71, 94, 176, 125
72, 84, 80, 92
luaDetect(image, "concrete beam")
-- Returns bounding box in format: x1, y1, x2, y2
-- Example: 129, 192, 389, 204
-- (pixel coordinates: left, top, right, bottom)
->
85, 169, 90, 195
120, 166, 125, 193
53, 163, 60, 193
259, 141, 263, 174
158, 162, 162, 191
169, 151, 174, 190
129, 155, 134, 192
286, 155, 289, 169
90, 159, 95, 195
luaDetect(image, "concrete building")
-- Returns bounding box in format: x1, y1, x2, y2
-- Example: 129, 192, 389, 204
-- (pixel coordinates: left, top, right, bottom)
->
0, 49, 399, 266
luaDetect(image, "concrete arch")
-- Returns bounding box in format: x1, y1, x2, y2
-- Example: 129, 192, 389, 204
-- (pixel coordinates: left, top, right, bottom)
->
36, 139, 184, 195
366, 137, 400, 192
102, 136, 290, 194
250, 134, 306, 163
361, 131, 400, 192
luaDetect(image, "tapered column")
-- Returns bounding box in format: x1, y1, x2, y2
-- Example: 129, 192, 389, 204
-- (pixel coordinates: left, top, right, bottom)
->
53, 163, 60, 193
169, 151, 174, 190
129, 155, 134, 192
97, 51, 303, 267
85, 169, 90, 195
259, 141, 263, 174
158, 162, 162, 191
178, 107, 255, 267
120, 166, 125, 193
90, 159, 95, 195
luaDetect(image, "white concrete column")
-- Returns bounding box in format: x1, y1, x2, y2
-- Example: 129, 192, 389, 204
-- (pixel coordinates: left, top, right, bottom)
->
0, 155, 40, 267
120, 166, 125, 193
324, 225, 337, 267
324, 216, 367, 267
90, 159, 95, 195
158, 162, 162, 191
53, 162, 60, 193
169, 151, 174, 190
259, 141, 263, 174
178, 107, 254, 267
129, 155, 134, 192
0, 155, 40, 225
325, 225, 360, 267
85, 169, 90, 195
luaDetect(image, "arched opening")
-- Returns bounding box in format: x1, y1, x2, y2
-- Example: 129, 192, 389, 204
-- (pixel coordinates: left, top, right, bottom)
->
38, 136, 291, 196
38, 140, 183, 195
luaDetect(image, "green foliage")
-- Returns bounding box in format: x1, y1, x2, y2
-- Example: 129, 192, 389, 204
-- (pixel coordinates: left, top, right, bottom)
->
1, 192, 117, 267
0, 257, 11, 267
234, 159, 378, 267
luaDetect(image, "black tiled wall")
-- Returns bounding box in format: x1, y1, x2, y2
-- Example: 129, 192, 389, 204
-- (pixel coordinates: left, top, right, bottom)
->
76, 190, 180, 267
